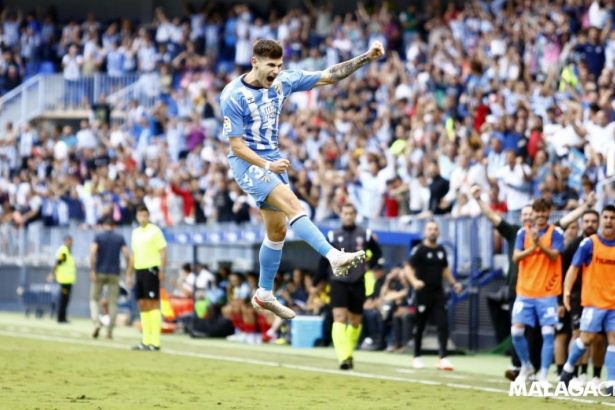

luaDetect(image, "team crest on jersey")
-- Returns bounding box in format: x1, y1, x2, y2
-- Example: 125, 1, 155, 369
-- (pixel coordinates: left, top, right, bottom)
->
437, 251, 444, 259
356, 237, 364, 250
273, 81, 283, 96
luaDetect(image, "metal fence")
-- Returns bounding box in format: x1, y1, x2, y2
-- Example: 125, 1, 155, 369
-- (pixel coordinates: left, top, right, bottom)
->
0, 73, 141, 129
0, 215, 498, 273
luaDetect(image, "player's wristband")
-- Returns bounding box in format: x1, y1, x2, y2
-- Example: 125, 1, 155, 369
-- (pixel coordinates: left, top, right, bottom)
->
265, 161, 271, 171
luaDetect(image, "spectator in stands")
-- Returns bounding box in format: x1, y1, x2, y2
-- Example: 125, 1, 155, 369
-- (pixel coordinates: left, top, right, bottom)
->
62, 44, 83, 108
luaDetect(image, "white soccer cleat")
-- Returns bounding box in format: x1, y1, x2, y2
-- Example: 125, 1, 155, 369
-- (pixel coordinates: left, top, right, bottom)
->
514, 364, 535, 383
536, 376, 553, 389
437, 357, 454, 371
329, 250, 366, 277
588, 377, 601, 390
412, 357, 424, 369
226, 332, 247, 343
569, 377, 584, 391
251, 294, 296, 320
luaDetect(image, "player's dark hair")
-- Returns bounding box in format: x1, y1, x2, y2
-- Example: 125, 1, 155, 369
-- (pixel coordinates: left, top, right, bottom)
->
602, 204, 615, 214
341, 202, 357, 213
136, 205, 149, 214
532, 198, 551, 212
582, 209, 600, 220
253, 39, 283, 59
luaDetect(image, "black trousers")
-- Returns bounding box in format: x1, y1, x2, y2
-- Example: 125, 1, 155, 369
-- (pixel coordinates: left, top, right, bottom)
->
58, 284, 72, 322
414, 292, 448, 358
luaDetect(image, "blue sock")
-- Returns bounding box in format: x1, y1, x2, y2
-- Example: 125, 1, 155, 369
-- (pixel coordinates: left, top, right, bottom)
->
289, 214, 333, 257
258, 237, 284, 291
540, 327, 554, 376
606, 345, 615, 382
511, 327, 530, 366
564, 338, 588, 372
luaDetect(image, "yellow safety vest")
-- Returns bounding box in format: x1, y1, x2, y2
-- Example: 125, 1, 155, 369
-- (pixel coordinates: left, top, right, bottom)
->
55, 244, 76, 284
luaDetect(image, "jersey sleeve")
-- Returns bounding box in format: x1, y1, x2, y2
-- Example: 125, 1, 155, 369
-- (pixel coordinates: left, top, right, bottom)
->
514, 229, 526, 251
571, 238, 593, 267
408, 245, 420, 268
155, 227, 168, 250
441, 246, 449, 268
220, 93, 244, 139
284, 70, 322, 93
56, 247, 67, 263
495, 220, 518, 244
551, 227, 565, 252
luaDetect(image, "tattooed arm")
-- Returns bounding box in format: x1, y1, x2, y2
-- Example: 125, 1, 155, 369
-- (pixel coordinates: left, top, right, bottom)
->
315, 41, 385, 87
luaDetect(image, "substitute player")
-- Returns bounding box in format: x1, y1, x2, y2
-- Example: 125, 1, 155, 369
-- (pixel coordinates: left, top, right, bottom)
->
560, 205, 615, 392
561, 209, 605, 387
127, 206, 167, 351
326, 203, 382, 370
511, 198, 564, 384
220, 39, 384, 320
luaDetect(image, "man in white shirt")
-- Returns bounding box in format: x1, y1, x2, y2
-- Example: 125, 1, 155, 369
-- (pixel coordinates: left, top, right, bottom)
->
76, 120, 98, 151
494, 149, 532, 211
573, 110, 615, 156
62, 45, 83, 108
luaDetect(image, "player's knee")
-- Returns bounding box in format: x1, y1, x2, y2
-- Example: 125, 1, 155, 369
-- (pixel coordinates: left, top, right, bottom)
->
511, 326, 525, 337
333, 311, 348, 323
267, 225, 287, 242
580, 332, 596, 345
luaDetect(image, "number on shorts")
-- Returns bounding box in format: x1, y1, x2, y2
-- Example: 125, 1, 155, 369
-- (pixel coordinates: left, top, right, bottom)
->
545, 306, 556, 318
581, 308, 593, 326
249, 165, 265, 179
242, 173, 253, 187
513, 301, 524, 315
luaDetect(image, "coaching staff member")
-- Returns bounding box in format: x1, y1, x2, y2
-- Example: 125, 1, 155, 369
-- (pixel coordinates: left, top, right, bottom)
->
89, 217, 131, 339
128, 206, 167, 351
404, 220, 462, 371
325, 203, 382, 370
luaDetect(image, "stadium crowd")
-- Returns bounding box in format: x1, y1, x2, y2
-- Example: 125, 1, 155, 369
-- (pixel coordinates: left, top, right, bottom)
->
1, 0, 614, 229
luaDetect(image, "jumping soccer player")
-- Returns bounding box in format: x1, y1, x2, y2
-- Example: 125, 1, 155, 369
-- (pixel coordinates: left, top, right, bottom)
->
560, 205, 615, 394
220, 39, 384, 320
511, 198, 564, 385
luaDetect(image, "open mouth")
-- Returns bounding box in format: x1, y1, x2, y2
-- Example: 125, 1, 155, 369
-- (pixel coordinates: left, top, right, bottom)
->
266, 75, 275, 83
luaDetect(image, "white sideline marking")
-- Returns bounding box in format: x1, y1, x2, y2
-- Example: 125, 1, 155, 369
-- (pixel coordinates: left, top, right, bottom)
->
0, 329, 614, 407
395, 368, 416, 374
439, 374, 466, 380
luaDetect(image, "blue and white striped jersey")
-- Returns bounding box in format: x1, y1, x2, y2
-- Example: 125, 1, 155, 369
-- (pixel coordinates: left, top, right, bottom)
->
220, 70, 321, 151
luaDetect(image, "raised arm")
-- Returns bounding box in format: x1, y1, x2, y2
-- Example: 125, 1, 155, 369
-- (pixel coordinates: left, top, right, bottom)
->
470, 185, 502, 226
558, 191, 597, 229
314, 41, 385, 87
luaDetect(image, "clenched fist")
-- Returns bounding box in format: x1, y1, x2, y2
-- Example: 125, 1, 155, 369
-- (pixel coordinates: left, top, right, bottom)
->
368, 41, 385, 61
